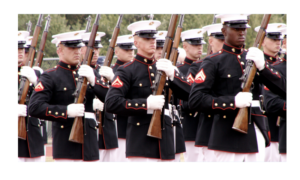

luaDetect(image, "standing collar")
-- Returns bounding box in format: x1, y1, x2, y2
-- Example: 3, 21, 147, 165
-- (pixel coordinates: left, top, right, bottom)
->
184, 57, 196, 65
116, 59, 126, 66
222, 43, 244, 55
58, 61, 79, 70
134, 53, 155, 65
264, 52, 279, 63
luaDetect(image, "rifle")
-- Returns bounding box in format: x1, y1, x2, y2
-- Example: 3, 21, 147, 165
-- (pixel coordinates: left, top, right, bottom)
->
147, 14, 179, 139
69, 14, 101, 144
26, 21, 32, 36
97, 15, 123, 135
232, 14, 272, 134
167, 15, 184, 102
206, 14, 217, 57
79, 16, 92, 63
18, 14, 44, 140
34, 15, 51, 67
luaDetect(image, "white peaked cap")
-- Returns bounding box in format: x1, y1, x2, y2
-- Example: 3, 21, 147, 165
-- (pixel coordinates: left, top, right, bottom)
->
181, 29, 206, 42
202, 23, 222, 36
155, 31, 167, 41
81, 32, 106, 42
52, 30, 85, 43
215, 14, 251, 24
51, 38, 60, 47
18, 31, 29, 43
25, 36, 33, 47
127, 20, 161, 35
254, 23, 287, 33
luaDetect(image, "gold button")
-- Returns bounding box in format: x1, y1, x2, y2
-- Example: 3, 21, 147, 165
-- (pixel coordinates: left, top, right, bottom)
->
54, 66, 57, 68
271, 68, 273, 71
238, 55, 241, 59
102, 82, 105, 85
73, 71, 76, 74
38, 124, 40, 127
215, 103, 218, 106
149, 66, 152, 69
142, 104, 145, 107
137, 122, 140, 126
151, 73, 154, 77
139, 83, 142, 87
189, 113, 192, 116
267, 64, 269, 67
135, 103, 138, 107
68, 65, 71, 68
144, 59, 147, 62
182, 76, 184, 79
75, 78, 78, 81
257, 72, 260, 75
30, 83, 32, 86
172, 125, 174, 127
223, 115, 226, 119
241, 48, 244, 51
208, 115, 211, 118
55, 112, 58, 115
64, 87, 67, 91
97, 80, 99, 83
18, 72, 21, 75
270, 57, 273, 60
176, 73, 179, 76
276, 72, 278, 74
61, 125, 64, 128
232, 48, 235, 52
241, 61, 244, 65
152, 80, 155, 84
223, 103, 226, 107
230, 103, 233, 107
166, 83, 168, 86
128, 103, 131, 106
87, 82, 89, 84
243, 69, 245, 72
228, 74, 231, 78
219, 51, 222, 53
48, 111, 51, 114
62, 113, 65, 116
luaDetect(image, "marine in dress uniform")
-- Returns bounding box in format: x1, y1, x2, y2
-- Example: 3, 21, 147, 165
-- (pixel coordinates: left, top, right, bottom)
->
81, 31, 119, 162
254, 23, 286, 162
18, 31, 45, 162
100, 34, 136, 162
28, 30, 110, 162
175, 28, 206, 162
105, 20, 191, 162
188, 14, 285, 162
153, 30, 186, 162
186, 23, 225, 162
263, 26, 287, 162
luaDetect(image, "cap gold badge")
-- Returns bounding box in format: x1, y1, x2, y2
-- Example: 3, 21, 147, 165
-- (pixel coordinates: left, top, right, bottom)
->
18, 32, 22, 36
128, 36, 133, 39
198, 30, 202, 34
74, 33, 79, 36
96, 33, 99, 36
29, 38, 32, 41
277, 25, 282, 28
149, 21, 154, 25
159, 32, 163, 36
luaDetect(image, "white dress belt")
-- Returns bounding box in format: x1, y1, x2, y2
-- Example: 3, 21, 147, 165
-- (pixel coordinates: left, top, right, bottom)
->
85, 112, 96, 120
251, 100, 260, 107
147, 109, 171, 118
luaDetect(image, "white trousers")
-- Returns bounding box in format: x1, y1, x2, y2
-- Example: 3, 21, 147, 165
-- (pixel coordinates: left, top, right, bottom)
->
18, 156, 44, 162
214, 123, 265, 162
265, 142, 280, 162
280, 154, 287, 162
114, 138, 128, 162
183, 141, 204, 162
99, 148, 118, 162
202, 147, 217, 162
128, 157, 177, 162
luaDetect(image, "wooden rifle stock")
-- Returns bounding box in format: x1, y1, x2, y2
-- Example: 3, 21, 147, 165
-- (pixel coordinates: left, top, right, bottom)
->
18, 14, 43, 140
147, 14, 179, 139
69, 15, 100, 144
232, 14, 271, 134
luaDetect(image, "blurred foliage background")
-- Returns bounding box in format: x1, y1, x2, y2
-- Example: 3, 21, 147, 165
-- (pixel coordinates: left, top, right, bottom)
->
18, 14, 286, 70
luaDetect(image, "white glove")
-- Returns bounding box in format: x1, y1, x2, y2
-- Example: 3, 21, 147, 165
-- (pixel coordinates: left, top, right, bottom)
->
67, 103, 85, 117
20, 66, 38, 86
235, 92, 253, 108
32, 66, 44, 74
156, 59, 178, 81
18, 104, 27, 117
78, 65, 95, 86
147, 95, 165, 110
99, 66, 114, 82
93, 98, 104, 111
246, 47, 265, 71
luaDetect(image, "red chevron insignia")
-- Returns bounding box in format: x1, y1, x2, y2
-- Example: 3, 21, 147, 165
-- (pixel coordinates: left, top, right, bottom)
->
112, 76, 123, 88
264, 86, 269, 91
35, 82, 44, 92
187, 73, 195, 83
195, 69, 206, 83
